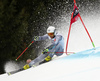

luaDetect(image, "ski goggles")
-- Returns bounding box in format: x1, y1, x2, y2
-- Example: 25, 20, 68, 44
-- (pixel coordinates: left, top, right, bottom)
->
48, 33, 54, 36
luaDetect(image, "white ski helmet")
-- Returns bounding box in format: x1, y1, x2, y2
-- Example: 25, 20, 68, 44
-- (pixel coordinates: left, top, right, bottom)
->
47, 26, 56, 34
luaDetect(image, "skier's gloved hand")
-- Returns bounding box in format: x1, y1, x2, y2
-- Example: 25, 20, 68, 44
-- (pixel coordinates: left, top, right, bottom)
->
23, 64, 30, 70
42, 48, 49, 54
33, 36, 39, 41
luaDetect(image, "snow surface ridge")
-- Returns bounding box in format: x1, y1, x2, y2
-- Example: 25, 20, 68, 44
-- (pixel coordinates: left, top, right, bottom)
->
0, 46, 100, 81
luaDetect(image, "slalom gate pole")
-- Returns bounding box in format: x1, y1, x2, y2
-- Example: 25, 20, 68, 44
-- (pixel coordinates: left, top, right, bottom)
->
79, 14, 95, 48
73, 0, 95, 49
66, 22, 72, 55
16, 41, 34, 61
74, 0, 76, 4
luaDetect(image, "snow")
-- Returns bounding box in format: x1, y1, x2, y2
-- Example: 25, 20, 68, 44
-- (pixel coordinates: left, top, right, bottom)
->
1, 47, 100, 81
1, 1, 100, 81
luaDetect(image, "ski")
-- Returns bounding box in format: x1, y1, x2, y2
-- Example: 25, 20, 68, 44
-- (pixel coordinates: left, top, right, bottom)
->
7, 65, 36, 76
7, 68, 24, 76
7, 58, 57, 76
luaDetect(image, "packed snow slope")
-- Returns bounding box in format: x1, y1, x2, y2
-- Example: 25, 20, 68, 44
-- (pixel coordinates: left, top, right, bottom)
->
1, 46, 100, 81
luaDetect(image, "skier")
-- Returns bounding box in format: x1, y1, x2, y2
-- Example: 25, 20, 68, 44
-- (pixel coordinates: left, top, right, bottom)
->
23, 26, 64, 70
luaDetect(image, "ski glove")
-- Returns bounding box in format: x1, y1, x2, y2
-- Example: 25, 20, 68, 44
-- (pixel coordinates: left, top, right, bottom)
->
33, 36, 39, 41
42, 48, 49, 54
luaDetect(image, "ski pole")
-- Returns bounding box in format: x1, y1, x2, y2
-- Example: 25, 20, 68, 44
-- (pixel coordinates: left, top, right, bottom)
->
16, 41, 34, 61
